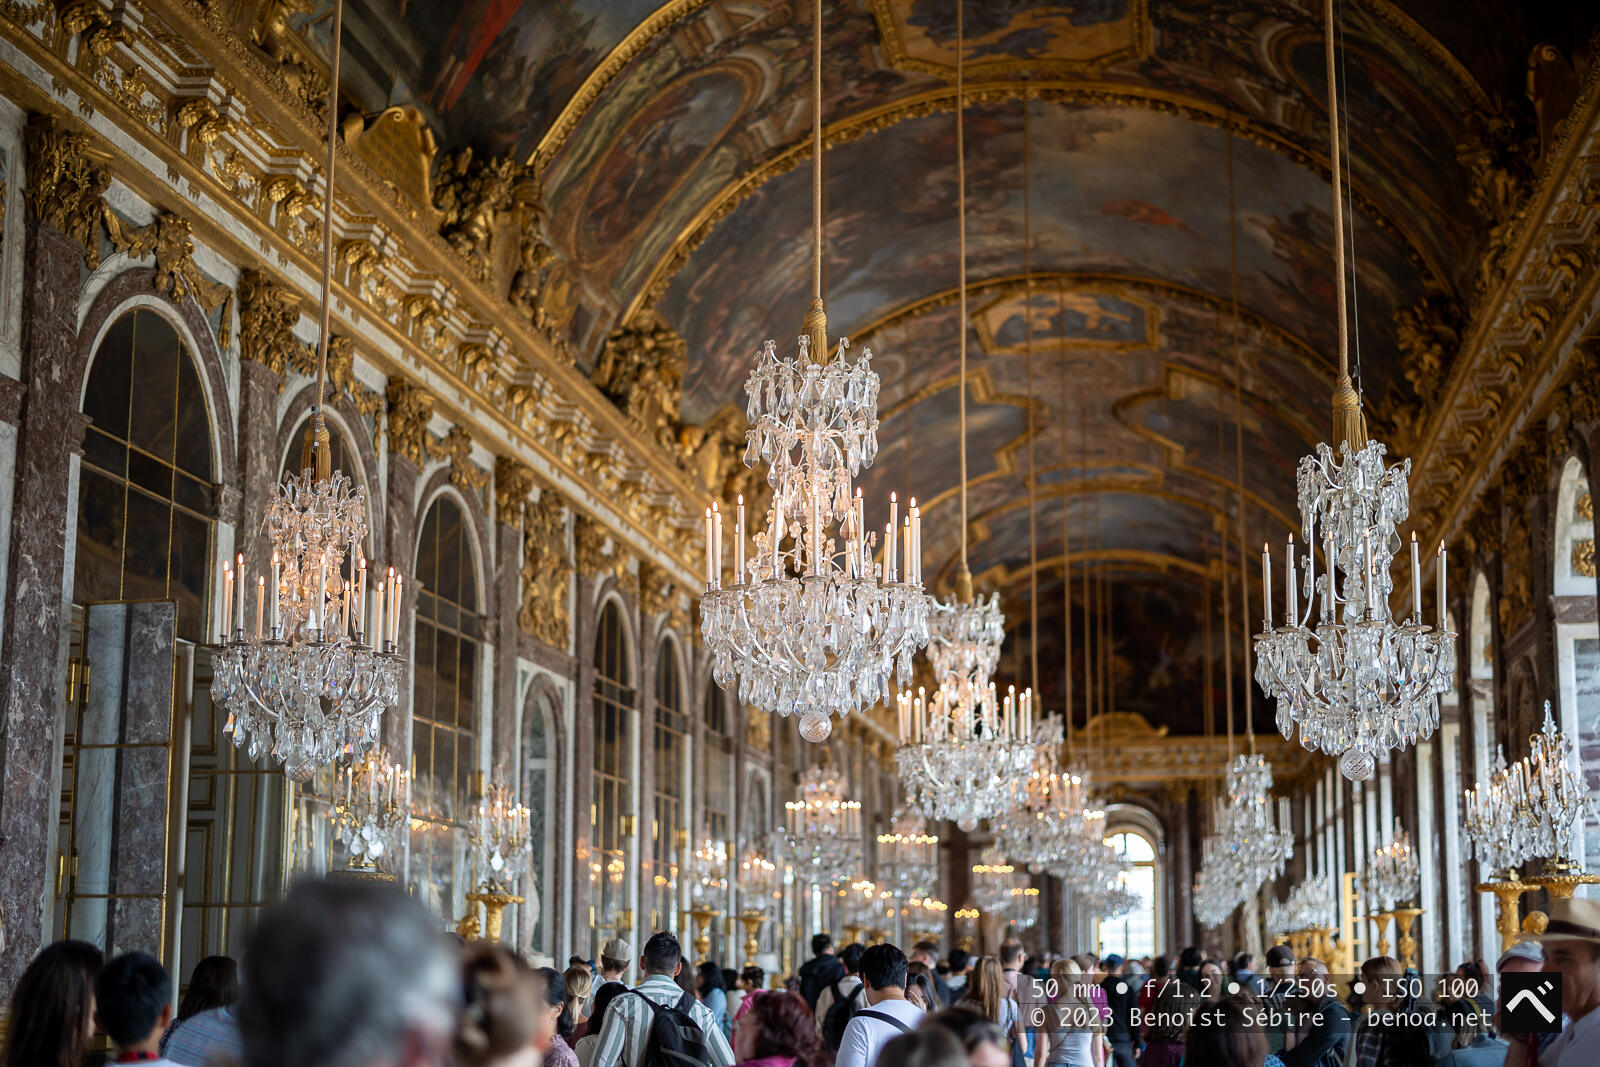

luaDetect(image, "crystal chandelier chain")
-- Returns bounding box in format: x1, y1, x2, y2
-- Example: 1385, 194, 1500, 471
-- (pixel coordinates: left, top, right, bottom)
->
700, 0, 930, 741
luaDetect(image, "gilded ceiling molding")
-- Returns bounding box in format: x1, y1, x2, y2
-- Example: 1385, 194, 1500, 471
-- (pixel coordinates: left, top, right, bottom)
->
439, 426, 490, 493
433, 149, 519, 279
1408, 50, 1600, 552
591, 309, 688, 453
625, 82, 1450, 327
0, 0, 709, 582
575, 515, 628, 584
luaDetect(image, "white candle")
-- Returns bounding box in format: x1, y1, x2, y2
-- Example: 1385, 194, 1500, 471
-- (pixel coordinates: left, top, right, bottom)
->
903, 516, 913, 585
357, 558, 367, 640
735, 495, 746, 584
342, 579, 352, 636
316, 559, 327, 632
704, 508, 714, 587
911, 502, 921, 583
712, 502, 723, 589
392, 575, 403, 645
386, 568, 396, 646
255, 576, 264, 639
889, 493, 899, 579
1364, 530, 1377, 618
374, 582, 385, 650
1437, 541, 1447, 630
236, 553, 246, 633
1324, 532, 1336, 617
270, 551, 281, 636
1262, 542, 1273, 628
1410, 532, 1422, 621
222, 566, 233, 640
1286, 535, 1298, 626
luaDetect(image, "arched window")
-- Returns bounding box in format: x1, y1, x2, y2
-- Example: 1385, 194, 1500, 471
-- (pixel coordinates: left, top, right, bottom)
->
1096, 830, 1157, 959
411, 495, 483, 919
593, 600, 634, 952
651, 640, 687, 932
703, 684, 734, 855
76, 309, 214, 641
522, 685, 558, 957
1553, 458, 1598, 889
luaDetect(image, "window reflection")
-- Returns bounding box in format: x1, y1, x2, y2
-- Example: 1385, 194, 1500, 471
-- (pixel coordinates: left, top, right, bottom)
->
652, 642, 686, 932
592, 601, 633, 953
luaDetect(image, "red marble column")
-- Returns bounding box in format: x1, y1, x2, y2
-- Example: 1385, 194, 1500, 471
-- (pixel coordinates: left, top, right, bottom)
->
492, 516, 520, 784
235, 359, 285, 578
0, 219, 85, 996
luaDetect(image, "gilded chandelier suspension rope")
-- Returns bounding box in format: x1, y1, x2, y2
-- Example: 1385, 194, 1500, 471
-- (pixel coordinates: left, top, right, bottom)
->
1227, 129, 1254, 756
799, 0, 827, 358
1324, 0, 1361, 447
1059, 281, 1074, 761
303, 0, 345, 481
1023, 88, 1038, 700
955, 0, 971, 593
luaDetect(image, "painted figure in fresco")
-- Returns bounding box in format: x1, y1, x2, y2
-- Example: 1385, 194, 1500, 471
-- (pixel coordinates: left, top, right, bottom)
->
1099, 199, 1203, 241
427, 0, 527, 113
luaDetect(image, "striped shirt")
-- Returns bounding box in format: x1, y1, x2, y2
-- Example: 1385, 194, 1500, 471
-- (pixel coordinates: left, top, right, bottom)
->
162, 1005, 244, 1067
591, 974, 736, 1067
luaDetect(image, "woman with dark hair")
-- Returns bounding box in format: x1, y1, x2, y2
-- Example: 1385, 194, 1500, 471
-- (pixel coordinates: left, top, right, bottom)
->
1138, 981, 1197, 1067
3, 940, 104, 1067
907, 962, 939, 1013
456, 943, 546, 1067
732, 990, 830, 1067
927, 1006, 1010, 1067
535, 965, 579, 1067
1182, 994, 1268, 1067
575, 980, 628, 1067
161, 954, 240, 1054
699, 960, 731, 1039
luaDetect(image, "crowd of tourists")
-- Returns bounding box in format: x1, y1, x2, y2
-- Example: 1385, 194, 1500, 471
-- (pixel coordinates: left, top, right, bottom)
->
6, 881, 1600, 1067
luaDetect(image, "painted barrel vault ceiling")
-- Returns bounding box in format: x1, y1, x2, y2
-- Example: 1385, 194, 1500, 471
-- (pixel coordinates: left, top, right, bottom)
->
336, 0, 1592, 732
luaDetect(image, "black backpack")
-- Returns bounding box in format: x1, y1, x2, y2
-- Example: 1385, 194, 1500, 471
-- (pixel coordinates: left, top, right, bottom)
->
822, 980, 864, 1051
628, 990, 711, 1067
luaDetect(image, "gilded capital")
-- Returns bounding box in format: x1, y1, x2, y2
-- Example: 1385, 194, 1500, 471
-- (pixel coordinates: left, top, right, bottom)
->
384, 376, 436, 467
441, 426, 490, 492
494, 455, 536, 526
237, 270, 304, 381
23, 115, 112, 263
519, 489, 571, 649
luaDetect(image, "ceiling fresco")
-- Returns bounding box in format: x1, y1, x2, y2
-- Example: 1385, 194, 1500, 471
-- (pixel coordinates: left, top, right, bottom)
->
326, 0, 1589, 734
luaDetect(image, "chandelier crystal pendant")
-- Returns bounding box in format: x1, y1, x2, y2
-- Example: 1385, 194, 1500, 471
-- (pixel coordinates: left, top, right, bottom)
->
469, 782, 533, 895
783, 764, 863, 886
1253, 0, 1455, 782
1463, 745, 1528, 877
1217, 754, 1296, 888
699, 0, 929, 745
211, 0, 403, 783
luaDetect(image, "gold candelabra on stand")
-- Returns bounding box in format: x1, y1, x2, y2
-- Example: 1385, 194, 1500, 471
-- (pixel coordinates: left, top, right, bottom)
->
1528, 858, 1600, 901
1391, 906, 1422, 971
1475, 877, 1530, 953
464, 890, 524, 943
687, 904, 719, 963
739, 909, 766, 968
1369, 911, 1394, 957
842, 922, 865, 945
867, 927, 890, 945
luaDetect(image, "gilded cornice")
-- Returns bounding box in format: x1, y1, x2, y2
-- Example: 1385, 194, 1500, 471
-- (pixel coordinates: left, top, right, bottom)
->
0, 0, 705, 583
625, 81, 1452, 327
1407, 42, 1600, 555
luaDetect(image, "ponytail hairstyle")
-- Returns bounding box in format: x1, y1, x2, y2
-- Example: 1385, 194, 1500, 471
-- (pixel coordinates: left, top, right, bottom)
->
455, 944, 542, 1067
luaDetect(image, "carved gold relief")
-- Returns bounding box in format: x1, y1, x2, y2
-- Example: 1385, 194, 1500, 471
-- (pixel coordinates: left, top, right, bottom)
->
574, 515, 625, 583
345, 106, 439, 224
1499, 510, 1533, 634
250, 0, 328, 114
23, 115, 112, 263
440, 426, 490, 492
494, 455, 536, 526
1573, 539, 1596, 578
519, 489, 571, 650
106, 211, 234, 348
384, 376, 435, 467
638, 561, 676, 621
591, 309, 686, 451
238, 269, 303, 381
432, 149, 517, 277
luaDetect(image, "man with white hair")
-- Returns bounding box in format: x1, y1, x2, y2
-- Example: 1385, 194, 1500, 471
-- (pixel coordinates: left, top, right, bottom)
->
237, 877, 457, 1067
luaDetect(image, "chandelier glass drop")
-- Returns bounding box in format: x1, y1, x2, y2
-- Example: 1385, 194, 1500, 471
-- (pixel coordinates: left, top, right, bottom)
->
212, 0, 403, 783
699, 0, 929, 746
875, 809, 941, 902
1253, 0, 1455, 783
784, 764, 863, 886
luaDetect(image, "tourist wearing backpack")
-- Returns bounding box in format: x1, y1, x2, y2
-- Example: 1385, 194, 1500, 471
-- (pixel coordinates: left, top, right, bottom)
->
836, 944, 926, 1067
816, 943, 866, 1048
591, 932, 735, 1067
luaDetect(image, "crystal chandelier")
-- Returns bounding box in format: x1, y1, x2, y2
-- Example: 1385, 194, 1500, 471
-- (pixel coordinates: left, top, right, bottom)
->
1193, 865, 1237, 929
1253, 0, 1455, 783
1215, 754, 1295, 888
784, 764, 862, 886
1006, 884, 1042, 930
995, 719, 1087, 872
699, 0, 930, 745
874, 809, 941, 902
1520, 701, 1595, 869
689, 837, 729, 903
1361, 821, 1421, 912
971, 847, 1021, 916
212, 0, 403, 782
469, 782, 532, 895
331, 746, 409, 874
896, 682, 1035, 831
1464, 745, 1527, 877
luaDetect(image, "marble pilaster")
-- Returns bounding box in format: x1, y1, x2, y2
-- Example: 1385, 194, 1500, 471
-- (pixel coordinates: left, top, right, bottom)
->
572, 576, 598, 954
0, 220, 81, 996
381, 453, 420, 758
492, 517, 520, 783
234, 358, 284, 578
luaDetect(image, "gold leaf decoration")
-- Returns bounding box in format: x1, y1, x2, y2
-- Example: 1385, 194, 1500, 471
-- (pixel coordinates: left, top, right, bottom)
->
519, 489, 570, 649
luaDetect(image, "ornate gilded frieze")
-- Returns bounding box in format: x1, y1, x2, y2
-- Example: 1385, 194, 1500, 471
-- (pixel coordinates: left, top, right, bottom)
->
439, 426, 490, 493
238, 270, 303, 380
519, 489, 571, 650
574, 515, 627, 585
433, 149, 517, 278
22, 115, 111, 261
249, 0, 329, 115
494, 455, 537, 526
